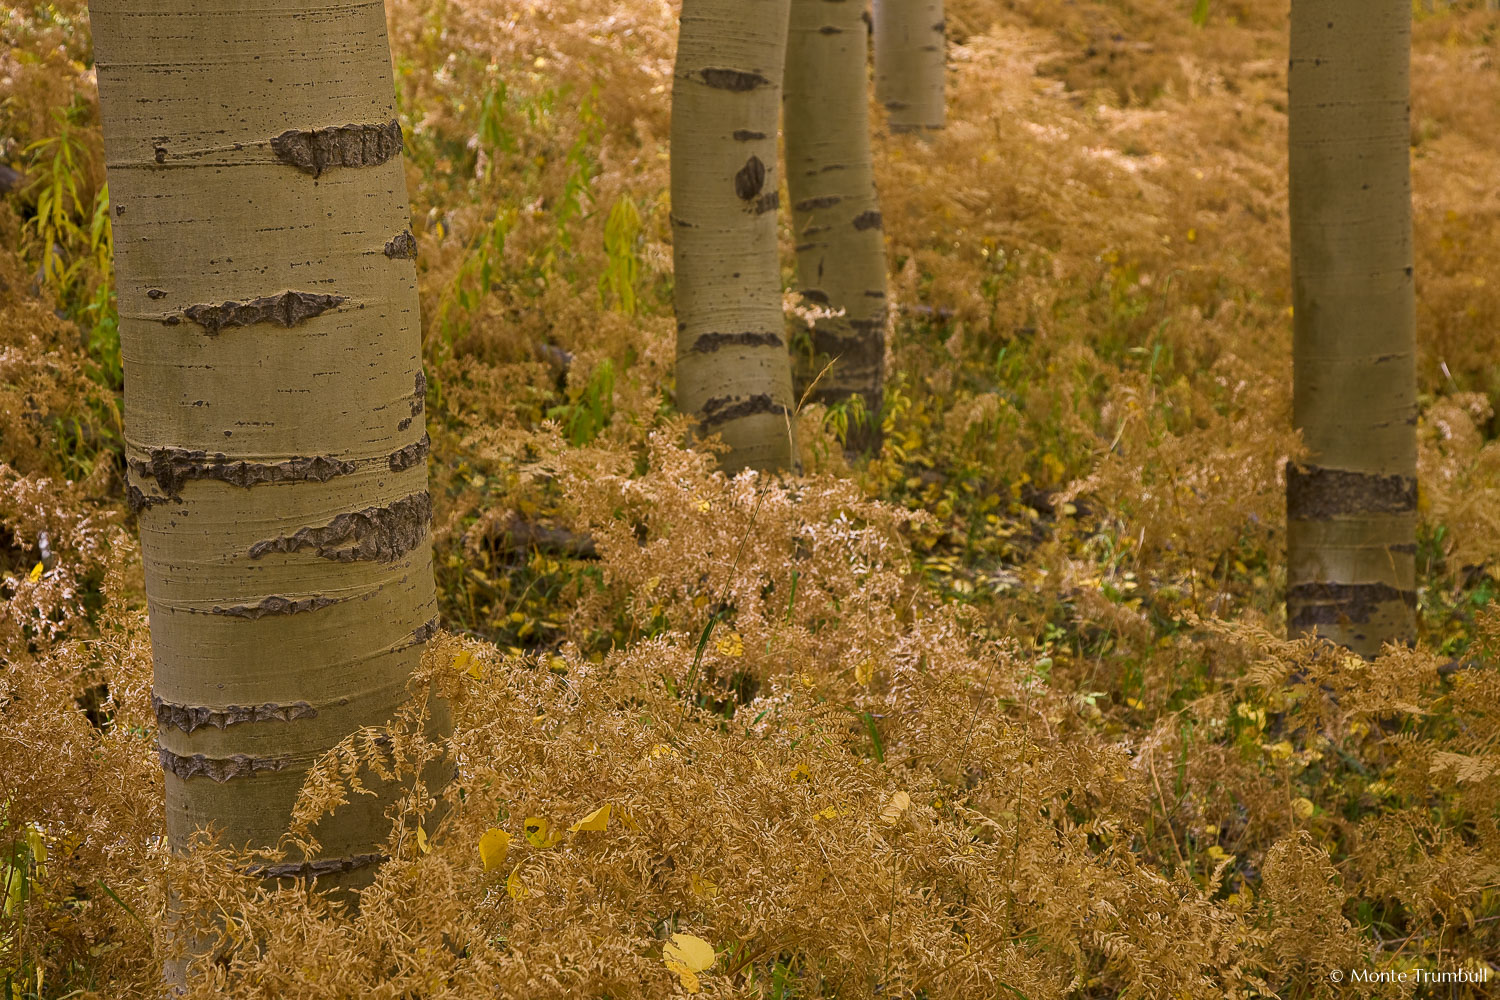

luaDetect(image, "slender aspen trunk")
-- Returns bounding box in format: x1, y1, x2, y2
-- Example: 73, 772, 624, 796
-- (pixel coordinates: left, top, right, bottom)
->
92, 0, 441, 892
784, 0, 888, 453
872, 0, 945, 133
1287, 0, 1417, 656
671, 0, 798, 473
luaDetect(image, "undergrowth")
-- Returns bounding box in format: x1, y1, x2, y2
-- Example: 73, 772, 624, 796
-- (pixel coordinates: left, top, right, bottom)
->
2, 0, 1499, 997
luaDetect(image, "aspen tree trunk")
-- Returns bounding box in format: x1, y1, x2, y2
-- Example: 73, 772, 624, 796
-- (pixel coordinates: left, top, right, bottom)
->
672, 0, 798, 473
872, 0, 946, 133
1287, 0, 1417, 656
92, 0, 441, 892
784, 0, 888, 454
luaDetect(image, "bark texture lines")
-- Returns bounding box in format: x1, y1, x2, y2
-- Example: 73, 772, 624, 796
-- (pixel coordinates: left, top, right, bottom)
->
784, 0, 888, 452
1287, 0, 1417, 656
872, 0, 946, 132
92, 0, 441, 895
672, 0, 797, 472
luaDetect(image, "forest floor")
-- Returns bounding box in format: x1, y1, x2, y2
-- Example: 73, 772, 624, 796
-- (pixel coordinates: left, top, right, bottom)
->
3, 0, 1500, 997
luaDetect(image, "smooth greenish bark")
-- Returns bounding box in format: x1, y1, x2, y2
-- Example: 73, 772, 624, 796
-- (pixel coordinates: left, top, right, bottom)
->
671, 0, 798, 473
1287, 0, 1417, 656
873, 0, 945, 133
92, 0, 442, 893
784, 0, 889, 453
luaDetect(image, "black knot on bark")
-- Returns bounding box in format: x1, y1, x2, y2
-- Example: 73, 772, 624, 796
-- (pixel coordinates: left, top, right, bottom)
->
735, 155, 767, 201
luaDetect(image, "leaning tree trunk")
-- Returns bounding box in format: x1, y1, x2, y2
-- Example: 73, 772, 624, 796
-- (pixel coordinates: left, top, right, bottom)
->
672, 0, 798, 473
1287, 0, 1417, 656
872, 0, 945, 133
92, 0, 441, 893
783, 0, 889, 454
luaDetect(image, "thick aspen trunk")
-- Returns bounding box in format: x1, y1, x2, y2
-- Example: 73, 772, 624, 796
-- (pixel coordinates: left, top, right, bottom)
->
784, 0, 888, 454
872, 0, 945, 133
1287, 0, 1417, 656
671, 0, 798, 473
92, 0, 441, 892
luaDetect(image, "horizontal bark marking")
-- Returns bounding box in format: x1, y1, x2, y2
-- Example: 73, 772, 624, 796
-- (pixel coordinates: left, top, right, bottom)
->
754, 191, 780, 215
383, 229, 418, 260
210, 595, 342, 619
249, 853, 385, 881
800, 289, 831, 305
159, 747, 287, 782
932, 19, 946, 30
126, 485, 174, 514
735, 155, 767, 200
1287, 582, 1416, 627
1286, 463, 1417, 519
690, 331, 784, 353
387, 433, 431, 472
795, 195, 843, 212
131, 450, 357, 498
248, 491, 432, 564
819, 25, 844, 33
182, 291, 345, 335
852, 210, 883, 231
270, 119, 403, 177
154, 695, 319, 733
700, 394, 789, 428
732, 129, 768, 142
699, 67, 772, 91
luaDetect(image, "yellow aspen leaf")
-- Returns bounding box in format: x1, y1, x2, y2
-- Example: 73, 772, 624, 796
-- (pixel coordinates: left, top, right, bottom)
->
664, 959, 700, 993
689, 872, 718, 898
478, 828, 510, 871
714, 631, 743, 657
880, 790, 912, 825
663, 933, 715, 973
506, 864, 528, 900
452, 650, 482, 680
523, 816, 561, 848
649, 743, 677, 760
854, 659, 874, 686
28, 562, 43, 582
1262, 740, 1294, 761
1292, 797, 1315, 820
1124, 697, 1145, 710
569, 804, 610, 833
415, 824, 430, 854
814, 805, 851, 821
788, 762, 811, 782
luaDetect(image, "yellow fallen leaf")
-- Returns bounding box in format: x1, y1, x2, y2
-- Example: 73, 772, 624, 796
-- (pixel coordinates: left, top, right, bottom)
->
879, 790, 912, 825
523, 816, 561, 848
415, 823, 430, 854
715, 631, 743, 657
452, 649, 482, 680
689, 872, 718, 898
1262, 740, 1294, 761
569, 804, 610, 833
665, 958, 700, 993
664, 933, 715, 972
28, 562, 43, 583
1292, 797, 1315, 820
814, 805, 850, 821
788, 762, 810, 783
1124, 697, 1145, 710
478, 828, 510, 871
854, 659, 874, 686
506, 864, 528, 900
